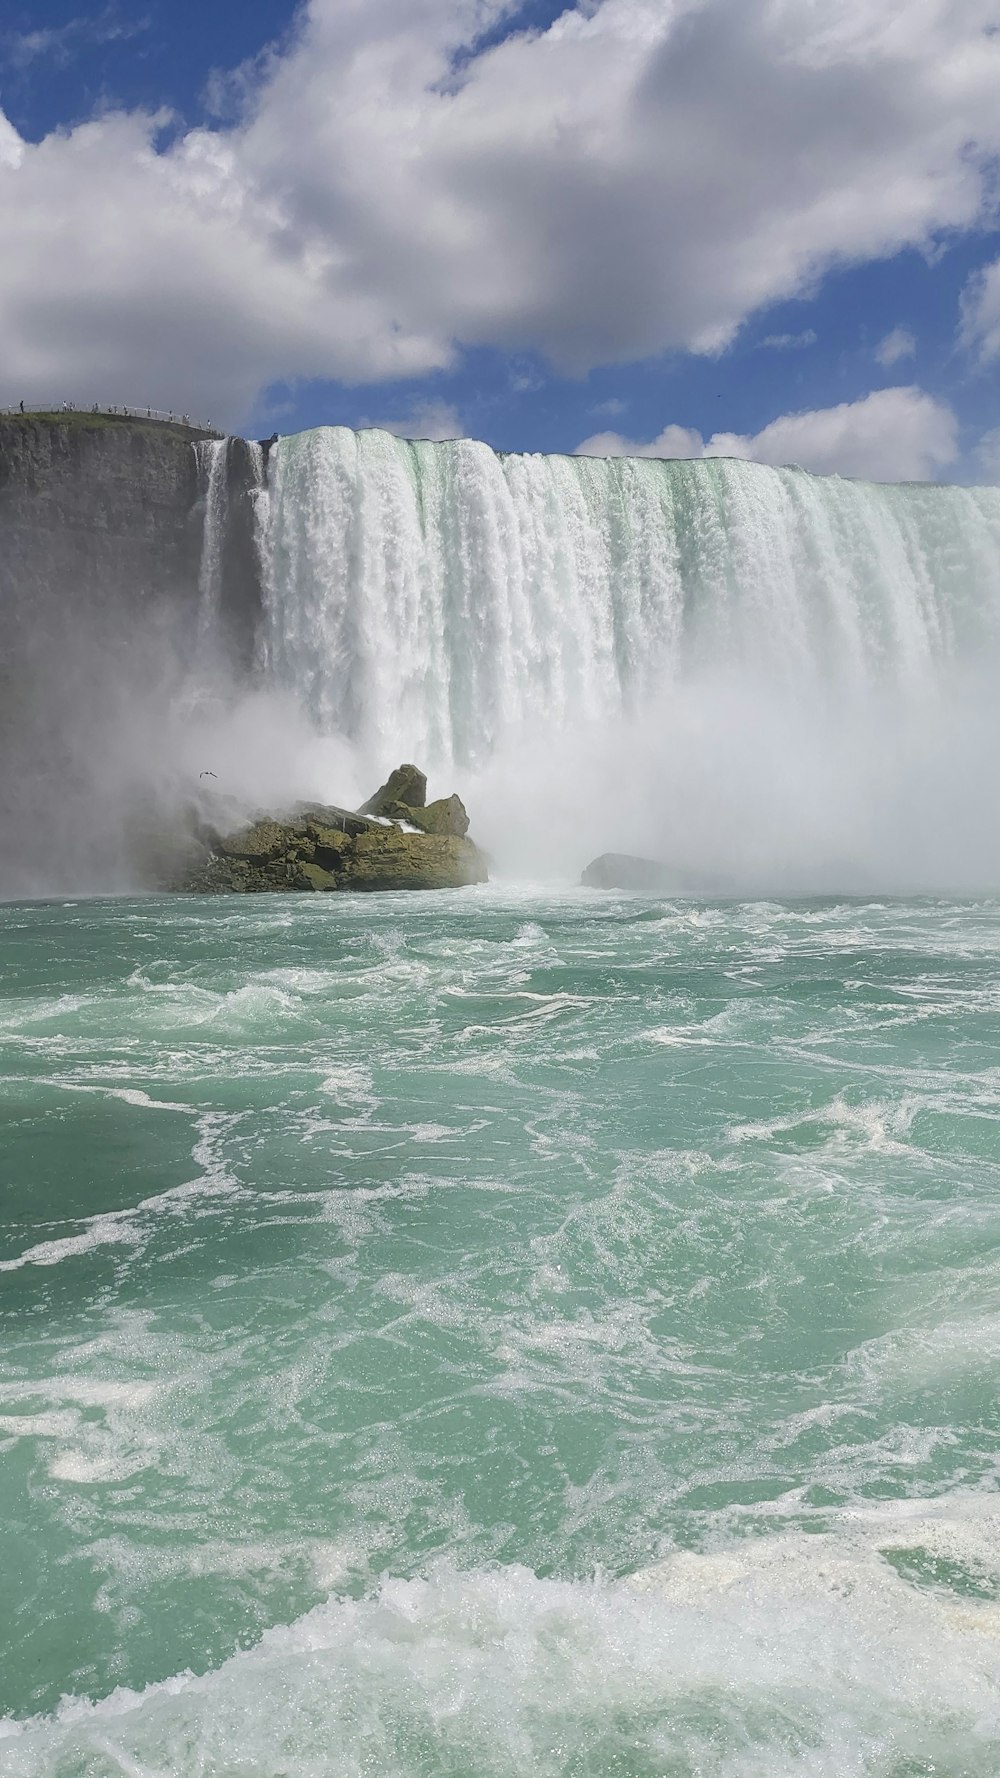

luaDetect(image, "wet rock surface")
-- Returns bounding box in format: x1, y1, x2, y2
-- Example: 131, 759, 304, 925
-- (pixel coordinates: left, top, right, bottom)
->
361, 763, 428, 815
179, 774, 487, 893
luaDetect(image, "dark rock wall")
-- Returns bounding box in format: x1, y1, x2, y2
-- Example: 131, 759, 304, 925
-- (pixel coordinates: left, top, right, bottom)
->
0, 414, 264, 893
0, 415, 207, 622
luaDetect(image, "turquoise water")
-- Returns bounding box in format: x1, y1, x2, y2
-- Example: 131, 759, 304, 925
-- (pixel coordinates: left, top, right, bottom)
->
1, 887, 999, 1776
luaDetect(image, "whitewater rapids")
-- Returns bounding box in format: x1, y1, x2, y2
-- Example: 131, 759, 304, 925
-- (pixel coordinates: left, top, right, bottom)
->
2, 887, 1000, 1774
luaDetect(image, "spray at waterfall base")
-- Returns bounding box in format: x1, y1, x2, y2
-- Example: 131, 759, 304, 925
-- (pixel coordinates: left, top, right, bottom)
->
186, 428, 1000, 894
5, 420, 1000, 895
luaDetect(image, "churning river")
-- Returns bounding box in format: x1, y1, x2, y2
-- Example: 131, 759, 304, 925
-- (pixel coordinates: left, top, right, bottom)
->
2, 886, 999, 1776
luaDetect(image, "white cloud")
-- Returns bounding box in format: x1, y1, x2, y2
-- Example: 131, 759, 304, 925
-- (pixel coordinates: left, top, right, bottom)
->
758, 330, 817, 351
3, 9, 147, 70
875, 325, 916, 366
717, 387, 957, 480
508, 363, 543, 394
577, 422, 703, 459
575, 387, 958, 482
0, 113, 23, 170
975, 428, 1000, 482
357, 399, 464, 441
2, 1, 1000, 421
590, 397, 628, 417
960, 256, 1000, 362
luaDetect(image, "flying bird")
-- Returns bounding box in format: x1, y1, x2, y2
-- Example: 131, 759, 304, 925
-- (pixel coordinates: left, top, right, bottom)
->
199, 771, 218, 779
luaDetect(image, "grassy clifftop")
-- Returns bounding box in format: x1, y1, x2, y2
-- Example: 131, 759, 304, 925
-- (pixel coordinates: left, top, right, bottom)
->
1, 410, 222, 443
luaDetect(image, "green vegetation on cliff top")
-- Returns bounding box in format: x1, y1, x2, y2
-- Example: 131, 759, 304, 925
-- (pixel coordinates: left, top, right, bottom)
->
0, 411, 222, 441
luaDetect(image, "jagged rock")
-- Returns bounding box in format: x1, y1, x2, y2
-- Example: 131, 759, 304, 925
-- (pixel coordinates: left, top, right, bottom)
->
374, 792, 470, 837
219, 819, 290, 862
297, 803, 373, 838
295, 861, 338, 891
177, 772, 487, 894
335, 826, 485, 891
308, 826, 352, 870
361, 763, 427, 815
404, 794, 470, 838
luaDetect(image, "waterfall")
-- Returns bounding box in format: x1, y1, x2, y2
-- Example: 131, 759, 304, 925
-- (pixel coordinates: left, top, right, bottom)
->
195, 438, 230, 644
246, 440, 269, 586
258, 427, 1000, 776
194, 436, 267, 664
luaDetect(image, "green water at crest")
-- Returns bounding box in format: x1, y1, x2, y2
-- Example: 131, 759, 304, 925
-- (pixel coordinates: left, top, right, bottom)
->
1, 888, 999, 1776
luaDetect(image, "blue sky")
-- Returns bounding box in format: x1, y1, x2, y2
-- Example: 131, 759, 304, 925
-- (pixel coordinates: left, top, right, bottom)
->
2, 1, 999, 479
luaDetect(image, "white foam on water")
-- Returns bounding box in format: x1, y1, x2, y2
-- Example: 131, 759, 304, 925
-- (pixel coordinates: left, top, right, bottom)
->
0, 1411, 81, 1441
46, 1448, 151, 1485
105, 1087, 192, 1112
24, 1079, 194, 1114
3, 1520, 1000, 1777
647, 1025, 724, 1048
0, 1380, 159, 1410
4, 893, 1000, 1773
727, 1091, 921, 1156
844, 1307, 1000, 1392
409, 1122, 459, 1143
84, 1530, 372, 1596
318, 1062, 377, 1105
0, 1378, 164, 1484
644, 997, 767, 1051
0, 1217, 148, 1273
0, 1112, 242, 1273
0, 994, 92, 1032
121, 970, 310, 1033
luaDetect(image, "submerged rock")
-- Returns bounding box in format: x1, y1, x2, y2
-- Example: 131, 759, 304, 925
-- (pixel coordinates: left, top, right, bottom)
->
177, 770, 487, 894
581, 853, 686, 892
581, 852, 732, 894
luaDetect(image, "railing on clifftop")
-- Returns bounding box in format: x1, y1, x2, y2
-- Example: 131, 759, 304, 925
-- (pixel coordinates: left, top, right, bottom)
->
0, 402, 221, 434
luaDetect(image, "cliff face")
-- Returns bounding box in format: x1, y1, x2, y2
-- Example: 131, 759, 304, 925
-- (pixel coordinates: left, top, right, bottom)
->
0, 414, 210, 621
0, 414, 263, 894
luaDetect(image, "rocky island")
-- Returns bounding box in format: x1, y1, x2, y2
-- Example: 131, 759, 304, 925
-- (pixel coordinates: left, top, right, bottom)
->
180, 763, 488, 893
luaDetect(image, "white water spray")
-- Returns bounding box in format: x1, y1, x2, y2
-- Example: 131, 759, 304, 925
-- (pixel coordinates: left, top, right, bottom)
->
260, 429, 1000, 759
255, 427, 1000, 886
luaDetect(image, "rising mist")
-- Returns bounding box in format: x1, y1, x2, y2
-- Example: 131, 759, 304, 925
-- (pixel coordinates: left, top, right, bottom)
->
3, 417, 1000, 898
